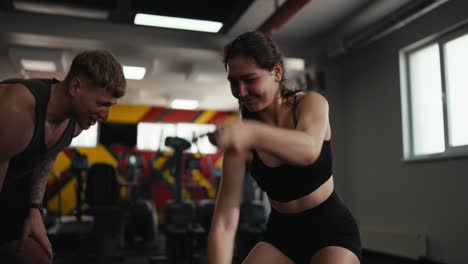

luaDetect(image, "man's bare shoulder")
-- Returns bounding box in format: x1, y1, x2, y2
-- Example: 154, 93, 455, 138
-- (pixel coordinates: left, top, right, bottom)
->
0, 82, 36, 157
0, 82, 36, 110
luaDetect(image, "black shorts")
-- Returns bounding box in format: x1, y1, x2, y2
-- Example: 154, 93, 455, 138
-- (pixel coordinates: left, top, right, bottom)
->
0, 177, 30, 245
263, 191, 362, 263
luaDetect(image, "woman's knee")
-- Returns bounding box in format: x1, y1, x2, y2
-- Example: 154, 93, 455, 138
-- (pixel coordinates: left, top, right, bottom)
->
310, 246, 360, 264
243, 242, 293, 264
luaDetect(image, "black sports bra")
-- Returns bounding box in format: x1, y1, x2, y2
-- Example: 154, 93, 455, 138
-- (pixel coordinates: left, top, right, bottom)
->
249, 95, 333, 202
250, 141, 332, 203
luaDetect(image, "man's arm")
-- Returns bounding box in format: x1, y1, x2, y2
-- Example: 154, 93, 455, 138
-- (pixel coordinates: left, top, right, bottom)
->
0, 162, 9, 191
0, 83, 35, 190
19, 156, 57, 260
30, 156, 56, 204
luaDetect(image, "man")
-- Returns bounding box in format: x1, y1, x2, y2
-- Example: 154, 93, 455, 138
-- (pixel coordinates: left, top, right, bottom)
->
0, 50, 127, 263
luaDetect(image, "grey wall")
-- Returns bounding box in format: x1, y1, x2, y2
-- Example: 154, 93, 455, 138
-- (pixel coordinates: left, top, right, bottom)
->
322, 1, 468, 263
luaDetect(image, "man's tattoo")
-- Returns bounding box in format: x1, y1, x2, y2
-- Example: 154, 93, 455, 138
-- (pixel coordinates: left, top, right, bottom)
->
30, 156, 56, 203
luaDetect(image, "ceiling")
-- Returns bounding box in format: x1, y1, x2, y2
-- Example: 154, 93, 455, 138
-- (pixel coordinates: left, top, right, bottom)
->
0, 0, 420, 110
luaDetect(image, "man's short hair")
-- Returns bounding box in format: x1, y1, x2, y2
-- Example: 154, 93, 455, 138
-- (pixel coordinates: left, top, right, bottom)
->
65, 50, 127, 98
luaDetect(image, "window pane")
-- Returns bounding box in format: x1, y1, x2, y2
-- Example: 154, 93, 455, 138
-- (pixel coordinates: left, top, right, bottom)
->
159, 124, 177, 151
70, 123, 98, 148
137, 122, 217, 153
408, 44, 445, 155
444, 34, 468, 147
137, 122, 163, 151
177, 123, 217, 154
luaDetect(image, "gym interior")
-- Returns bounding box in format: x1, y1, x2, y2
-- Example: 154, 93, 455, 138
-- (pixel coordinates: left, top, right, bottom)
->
0, 0, 467, 263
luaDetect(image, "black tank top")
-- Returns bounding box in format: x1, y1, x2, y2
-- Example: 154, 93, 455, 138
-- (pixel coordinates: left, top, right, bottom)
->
250, 96, 333, 202
1, 78, 76, 183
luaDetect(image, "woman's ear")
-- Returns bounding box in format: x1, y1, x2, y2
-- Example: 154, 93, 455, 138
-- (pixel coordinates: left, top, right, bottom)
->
273, 63, 283, 82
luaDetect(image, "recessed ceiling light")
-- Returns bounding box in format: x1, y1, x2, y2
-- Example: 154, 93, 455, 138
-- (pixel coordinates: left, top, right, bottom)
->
13, 1, 109, 20
170, 99, 199, 110
134, 13, 223, 33
20, 59, 57, 72
123, 65, 146, 80
192, 73, 224, 83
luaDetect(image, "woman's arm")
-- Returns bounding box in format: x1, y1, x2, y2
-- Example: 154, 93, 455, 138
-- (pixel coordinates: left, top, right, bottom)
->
217, 92, 329, 166
251, 92, 329, 165
208, 149, 248, 264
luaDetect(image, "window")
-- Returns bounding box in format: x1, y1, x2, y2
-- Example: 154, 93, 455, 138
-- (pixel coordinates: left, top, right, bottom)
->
176, 123, 218, 154
400, 28, 468, 160
70, 123, 99, 148
137, 122, 217, 154
444, 34, 468, 147
137, 122, 166, 151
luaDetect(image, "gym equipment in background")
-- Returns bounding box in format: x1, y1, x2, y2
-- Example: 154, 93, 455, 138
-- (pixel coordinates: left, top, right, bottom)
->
120, 151, 159, 249
163, 137, 204, 264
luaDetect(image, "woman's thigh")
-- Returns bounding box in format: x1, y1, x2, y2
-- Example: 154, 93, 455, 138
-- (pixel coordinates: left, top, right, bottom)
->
242, 241, 294, 264
309, 246, 360, 264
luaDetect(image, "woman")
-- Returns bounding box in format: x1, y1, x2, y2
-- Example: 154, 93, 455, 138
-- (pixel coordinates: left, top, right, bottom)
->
207, 31, 361, 264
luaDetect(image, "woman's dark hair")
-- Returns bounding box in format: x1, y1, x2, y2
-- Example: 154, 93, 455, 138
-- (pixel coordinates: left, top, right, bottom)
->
223, 31, 301, 119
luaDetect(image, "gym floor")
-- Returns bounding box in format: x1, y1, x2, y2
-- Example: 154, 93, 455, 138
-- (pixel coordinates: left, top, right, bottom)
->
50, 230, 444, 264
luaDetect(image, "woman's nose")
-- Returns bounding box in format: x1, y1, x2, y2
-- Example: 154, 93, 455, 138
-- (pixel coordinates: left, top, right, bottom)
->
238, 83, 248, 97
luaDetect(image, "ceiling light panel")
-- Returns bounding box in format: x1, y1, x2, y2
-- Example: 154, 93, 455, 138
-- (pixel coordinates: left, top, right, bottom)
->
123, 65, 146, 80
20, 59, 57, 72
134, 13, 222, 33
170, 99, 199, 110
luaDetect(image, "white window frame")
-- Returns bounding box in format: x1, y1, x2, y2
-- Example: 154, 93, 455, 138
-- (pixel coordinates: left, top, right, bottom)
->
69, 123, 99, 148
137, 122, 217, 154
400, 22, 468, 161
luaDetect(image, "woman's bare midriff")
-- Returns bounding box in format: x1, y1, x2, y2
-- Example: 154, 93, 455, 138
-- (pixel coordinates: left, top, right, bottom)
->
269, 176, 334, 214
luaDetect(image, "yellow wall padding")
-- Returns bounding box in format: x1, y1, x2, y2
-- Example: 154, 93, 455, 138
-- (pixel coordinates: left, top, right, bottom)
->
48, 146, 118, 214
162, 169, 174, 185
161, 168, 191, 200
226, 112, 240, 122
192, 169, 215, 199
48, 152, 71, 186
182, 189, 190, 200
118, 175, 129, 199
215, 155, 223, 168
108, 104, 151, 124
76, 145, 118, 167
194, 110, 216, 124
153, 156, 168, 170
52, 152, 71, 175
47, 178, 78, 215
